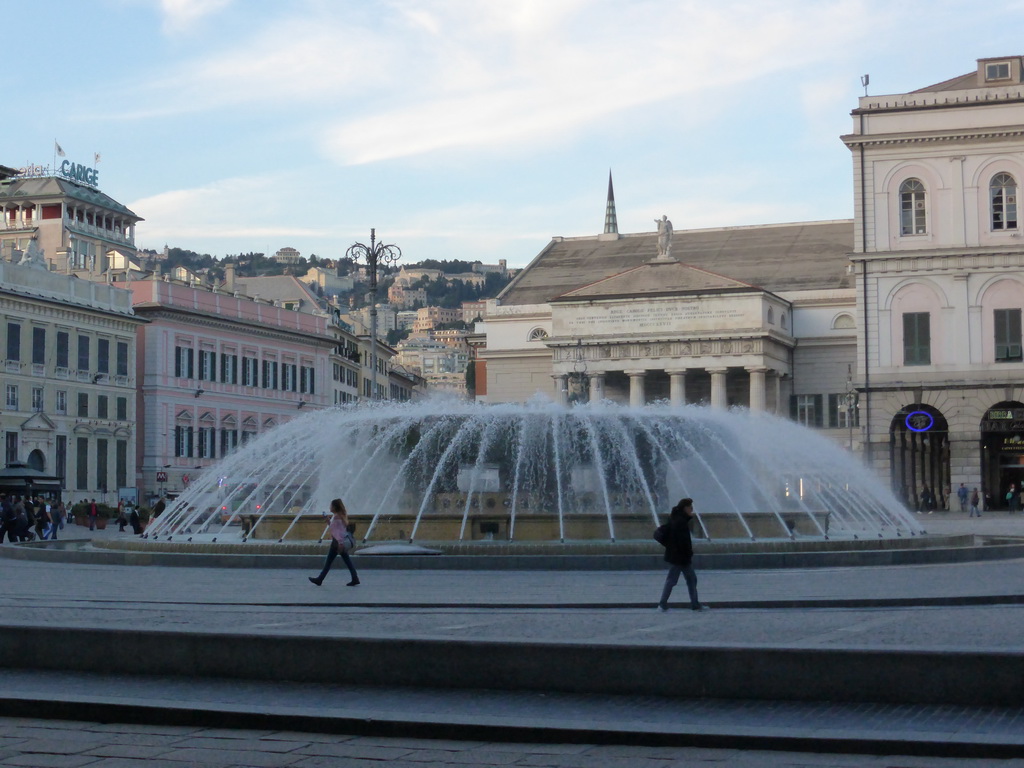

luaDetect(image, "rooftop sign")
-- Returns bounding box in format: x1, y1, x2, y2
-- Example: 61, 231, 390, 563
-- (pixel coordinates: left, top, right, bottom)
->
12, 160, 100, 188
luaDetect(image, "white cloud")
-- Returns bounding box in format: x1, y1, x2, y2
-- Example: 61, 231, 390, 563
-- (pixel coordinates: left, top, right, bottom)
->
159, 0, 233, 33
130, 175, 329, 243
117, 0, 875, 165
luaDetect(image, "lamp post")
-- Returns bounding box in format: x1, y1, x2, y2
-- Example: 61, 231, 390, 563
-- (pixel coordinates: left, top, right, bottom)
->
346, 229, 401, 401
844, 366, 858, 453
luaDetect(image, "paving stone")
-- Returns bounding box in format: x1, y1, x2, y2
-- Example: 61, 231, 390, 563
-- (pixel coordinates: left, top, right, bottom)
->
0, 754, 99, 767
156, 747, 305, 766
80, 744, 173, 759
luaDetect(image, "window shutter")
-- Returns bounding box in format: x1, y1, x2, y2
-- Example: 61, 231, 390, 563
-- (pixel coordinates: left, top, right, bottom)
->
813, 395, 824, 428
827, 394, 839, 428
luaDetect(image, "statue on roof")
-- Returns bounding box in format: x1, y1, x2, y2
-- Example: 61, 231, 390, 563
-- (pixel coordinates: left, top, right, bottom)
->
654, 215, 673, 260
17, 239, 47, 269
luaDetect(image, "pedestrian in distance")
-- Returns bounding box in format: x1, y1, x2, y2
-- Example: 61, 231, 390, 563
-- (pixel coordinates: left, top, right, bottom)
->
969, 487, 981, 518
309, 498, 360, 587
957, 483, 969, 513
88, 499, 99, 531
655, 497, 703, 612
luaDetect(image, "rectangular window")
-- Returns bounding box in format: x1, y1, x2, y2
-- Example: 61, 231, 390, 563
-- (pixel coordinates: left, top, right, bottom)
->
56, 331, 69, 369
96, 438, 108, 493
5, 384, 17, 410
32, 387, 43, 412
116, 397, 127, 421
827, 393, 860, 429
175, 426, 194, 458
56, 390, 67, 414
242, 356, 257, 386
198, 426, 216, 459
116, 440, 127, 489
56, 435, 67, 485
4, 432, 17, 465
116, 341, 129, 376
272, 361, 279, 390
175, 346, 195, 379
262, 360, 270, 389
97, 339, 110, 374
220, 429, 238, 456
790, 394, 823, 427
220, 353, 239, 384
995, 308, 1023, 362
77, 335, 90, 371
200, 350, 216, 381
987, 61, 1011, 81
6, 322, 20, 361
97, 395, 109, 419
32, 327, 46, 366
78, 392, 88, 417
903, 312, 931, 365
76, 437, 88, 490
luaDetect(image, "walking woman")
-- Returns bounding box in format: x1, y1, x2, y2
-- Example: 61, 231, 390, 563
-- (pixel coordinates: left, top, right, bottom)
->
656, 497, 703, 612
309, 498, 360, 587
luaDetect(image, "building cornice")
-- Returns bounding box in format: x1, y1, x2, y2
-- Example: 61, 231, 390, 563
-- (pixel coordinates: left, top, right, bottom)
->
842, 124, 1024, 149
134, 305, 335, 349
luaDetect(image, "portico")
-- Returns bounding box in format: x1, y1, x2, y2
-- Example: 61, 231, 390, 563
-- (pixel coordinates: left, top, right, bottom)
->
546, 258, 793, 410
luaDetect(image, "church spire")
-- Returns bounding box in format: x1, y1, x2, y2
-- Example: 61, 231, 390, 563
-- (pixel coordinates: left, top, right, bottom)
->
603, 170, 618, 235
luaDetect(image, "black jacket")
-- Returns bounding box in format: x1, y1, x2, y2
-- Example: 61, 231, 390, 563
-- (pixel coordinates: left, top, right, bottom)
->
663, 512, 694, 566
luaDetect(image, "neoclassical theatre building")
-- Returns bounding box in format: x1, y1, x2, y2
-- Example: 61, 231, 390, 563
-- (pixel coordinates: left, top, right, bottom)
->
480, 56, 1024, 509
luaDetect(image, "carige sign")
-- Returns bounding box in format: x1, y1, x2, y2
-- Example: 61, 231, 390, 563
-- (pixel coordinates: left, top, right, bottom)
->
59, 160, 99, 187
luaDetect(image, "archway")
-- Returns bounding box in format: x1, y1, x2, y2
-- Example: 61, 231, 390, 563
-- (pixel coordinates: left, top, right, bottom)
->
889, 404, 950, 511
980, 401, 1024, 509
26, 449, 46, 473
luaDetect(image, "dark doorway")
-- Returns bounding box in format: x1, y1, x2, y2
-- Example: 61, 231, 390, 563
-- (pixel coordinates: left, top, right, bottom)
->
980, 401, 1024, 510
889, 404, 950, 512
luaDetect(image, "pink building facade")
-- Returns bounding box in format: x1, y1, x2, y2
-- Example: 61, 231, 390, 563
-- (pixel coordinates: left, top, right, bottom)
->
128, 279, 333, 501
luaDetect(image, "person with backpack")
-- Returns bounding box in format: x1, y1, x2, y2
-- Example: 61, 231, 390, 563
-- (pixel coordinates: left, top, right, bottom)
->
654, 497, 703, 612
308, 498, 360, 587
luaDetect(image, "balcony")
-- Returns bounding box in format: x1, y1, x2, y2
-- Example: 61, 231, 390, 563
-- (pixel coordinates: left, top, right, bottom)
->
4, 360, 21, 374
32, 363, 45, 377
66, 217, 133, 245
55, 367, 69, 380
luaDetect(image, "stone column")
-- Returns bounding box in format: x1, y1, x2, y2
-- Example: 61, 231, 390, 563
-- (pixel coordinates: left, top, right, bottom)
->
553, 374, 568, 406
588, 373, 605, 403
775, 372, 786, 414
667, 369, 687, 407
746, 366, 768, 412
707, 367, 728, 410
625, 370, 646, 408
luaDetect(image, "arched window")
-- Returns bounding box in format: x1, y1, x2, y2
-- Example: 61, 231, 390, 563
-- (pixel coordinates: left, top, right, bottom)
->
528, 328, 549, 342
900, 178, 927, 235
991, 172, 1018, 231
832, 313, 856, 330
780, 312, 788, 330
766, 307, 775, 325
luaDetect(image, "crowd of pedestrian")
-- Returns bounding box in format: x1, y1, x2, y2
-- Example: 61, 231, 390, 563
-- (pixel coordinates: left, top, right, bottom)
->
0, 493, 66, 542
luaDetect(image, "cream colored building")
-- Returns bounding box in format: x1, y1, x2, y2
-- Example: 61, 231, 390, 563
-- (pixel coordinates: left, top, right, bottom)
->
844, 55, 1024, 508
480, 221, 857, 430
0, 251, 143, 503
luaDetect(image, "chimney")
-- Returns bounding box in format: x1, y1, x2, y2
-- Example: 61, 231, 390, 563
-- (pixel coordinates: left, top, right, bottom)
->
224, 262, 236, 293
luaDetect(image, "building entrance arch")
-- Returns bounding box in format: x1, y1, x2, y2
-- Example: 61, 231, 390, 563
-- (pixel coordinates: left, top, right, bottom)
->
889, 404, 949, 511
980, 401, 1024, 510
26, 449, 46, 473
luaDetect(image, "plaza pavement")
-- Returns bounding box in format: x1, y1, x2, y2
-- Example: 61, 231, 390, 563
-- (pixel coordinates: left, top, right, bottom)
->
0, 512, 1022, 765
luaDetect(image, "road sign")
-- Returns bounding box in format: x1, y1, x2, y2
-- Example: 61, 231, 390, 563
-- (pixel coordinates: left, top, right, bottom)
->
156, 471, 168, 483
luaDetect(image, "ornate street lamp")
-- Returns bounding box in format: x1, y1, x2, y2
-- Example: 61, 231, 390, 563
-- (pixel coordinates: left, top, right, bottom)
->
844, 365, 858, 452
346, 229, 401, 401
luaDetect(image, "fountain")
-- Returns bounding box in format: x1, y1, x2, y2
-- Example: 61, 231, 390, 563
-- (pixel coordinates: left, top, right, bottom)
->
143, 400, 921, 547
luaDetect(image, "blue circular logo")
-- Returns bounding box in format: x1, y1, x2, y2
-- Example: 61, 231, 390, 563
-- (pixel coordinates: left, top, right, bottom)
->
905, 411, 934, 432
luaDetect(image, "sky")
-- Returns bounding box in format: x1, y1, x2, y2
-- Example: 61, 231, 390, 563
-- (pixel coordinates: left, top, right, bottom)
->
6, 0, 1024, 267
